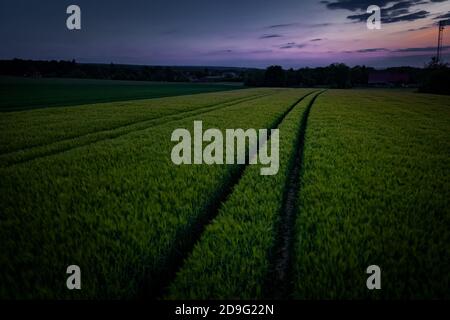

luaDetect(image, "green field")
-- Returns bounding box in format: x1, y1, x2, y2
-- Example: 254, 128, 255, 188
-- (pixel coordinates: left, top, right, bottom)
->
293, 90, 450, 299
0, 77, 242, 111
0, 83, 449, 299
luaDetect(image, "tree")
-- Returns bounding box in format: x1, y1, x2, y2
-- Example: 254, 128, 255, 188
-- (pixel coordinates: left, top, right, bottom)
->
264, 65, 286, 87
326, 63, 351, 88
419, 58, 450, 95
243, 69, 265, 86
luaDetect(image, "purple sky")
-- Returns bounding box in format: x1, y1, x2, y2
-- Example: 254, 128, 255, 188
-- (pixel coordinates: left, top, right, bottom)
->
1, 0, 449, 68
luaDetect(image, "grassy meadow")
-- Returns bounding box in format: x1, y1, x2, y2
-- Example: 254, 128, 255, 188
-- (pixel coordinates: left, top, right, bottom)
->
0, 78, 448, 299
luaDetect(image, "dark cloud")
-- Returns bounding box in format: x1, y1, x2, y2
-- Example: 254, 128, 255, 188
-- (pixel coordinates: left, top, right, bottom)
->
248, 49, 273, 54
267, 23, 300, 29
265, 22, 332, 29
382, 1, 422, 17
357, 48, 389, 52
259, 34, 283, 39
394, 45, 450, 52
407, 26, 430, 31
324, 0, 392, 11
346, 12, 371, 22
386, 1, 428, 11
387, 8, 410, 16
384, 10, 430, 23
389, 1, 417, 10
310, 23, 334, 27
279, 42, 306, 49
345, 45, 450, 54
325, 0, 435, 24
323, 0, 437, 12
347, 10, 430, 23
434, 11, 450, 19
310, 38, 323, 41
440, 18, 450, 25
207, 49, 234, 55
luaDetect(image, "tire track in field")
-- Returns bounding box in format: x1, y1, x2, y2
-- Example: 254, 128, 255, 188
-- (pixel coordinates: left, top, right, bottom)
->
264, 90, 325, 300
146, 90, 318, 299
0, 93, 275, 167
0, 92, 266, 156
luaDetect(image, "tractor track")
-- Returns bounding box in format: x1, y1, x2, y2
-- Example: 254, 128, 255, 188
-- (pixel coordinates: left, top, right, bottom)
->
264, 90, 325, 299
146, 90, 318, 299
0, 93, 275, 167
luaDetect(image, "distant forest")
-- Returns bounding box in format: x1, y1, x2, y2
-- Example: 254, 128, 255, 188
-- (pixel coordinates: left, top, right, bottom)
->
1, 58, 449, 94
245, 63, 449, 94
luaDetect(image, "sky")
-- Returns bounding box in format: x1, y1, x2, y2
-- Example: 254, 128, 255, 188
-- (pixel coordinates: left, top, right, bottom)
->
1, 0, 449, 68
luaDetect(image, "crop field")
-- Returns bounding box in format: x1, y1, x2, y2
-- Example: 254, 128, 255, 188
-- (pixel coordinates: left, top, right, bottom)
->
293, 90, 450, 299
0, 77, 242, 112
0, 85, 449, 299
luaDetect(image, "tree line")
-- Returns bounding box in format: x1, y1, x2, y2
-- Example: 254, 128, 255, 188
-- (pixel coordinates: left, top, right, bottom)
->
245, 63, 449, 94
0, 59, 243, 82
1, 58, 448, 94
245, 64, 426, 88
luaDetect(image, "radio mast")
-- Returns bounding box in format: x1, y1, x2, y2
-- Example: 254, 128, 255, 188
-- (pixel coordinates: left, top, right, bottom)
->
436, 20, 445, 63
